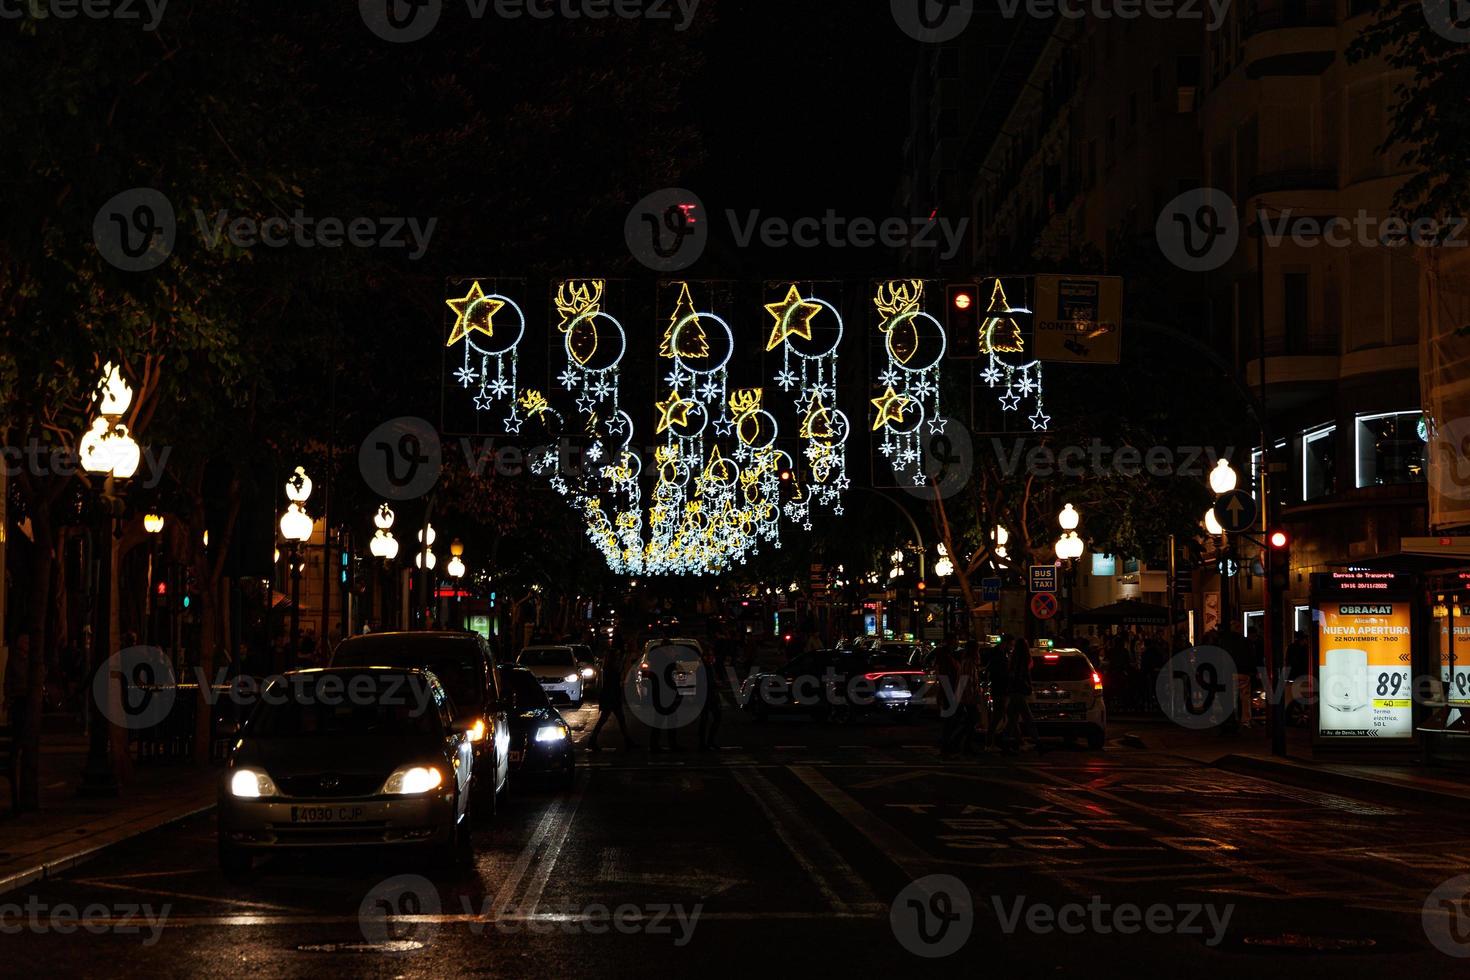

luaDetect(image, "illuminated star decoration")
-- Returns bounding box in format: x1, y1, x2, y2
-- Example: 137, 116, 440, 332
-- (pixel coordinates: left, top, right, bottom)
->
872, 280, 946, 484
765, 283, 849, 516
977, 277, 1047, 430
871, 386, 911, 430
445, 280, 526, 433
656, 388, 695, 434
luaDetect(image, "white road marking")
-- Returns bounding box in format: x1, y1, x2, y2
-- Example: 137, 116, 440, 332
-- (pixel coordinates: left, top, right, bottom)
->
516, 779, 585, 915
69, 876, 305, 913
788, 765, 939, 879
730, 767, 882, 915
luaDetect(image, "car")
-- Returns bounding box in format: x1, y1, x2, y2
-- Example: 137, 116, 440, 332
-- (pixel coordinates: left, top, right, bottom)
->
517, 645, 585, 706
1027, 646, 1108, 749
640, 639, 703, 697
216, 667, 476, 877
565, 643, 599, 689
331, 630, 509, 812
497, 666, 575, 789
739, 649, 926, 723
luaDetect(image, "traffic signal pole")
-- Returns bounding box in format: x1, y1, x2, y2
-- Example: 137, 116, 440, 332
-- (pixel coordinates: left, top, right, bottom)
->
1257, 211, 1286, 758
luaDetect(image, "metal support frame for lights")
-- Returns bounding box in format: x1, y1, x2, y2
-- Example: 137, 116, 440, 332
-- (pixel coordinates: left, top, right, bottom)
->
79, 363, 143, 798
279, 467, 314, 668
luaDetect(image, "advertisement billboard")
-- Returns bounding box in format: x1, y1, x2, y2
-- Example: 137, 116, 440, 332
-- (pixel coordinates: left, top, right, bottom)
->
1316, 600, 1414, 739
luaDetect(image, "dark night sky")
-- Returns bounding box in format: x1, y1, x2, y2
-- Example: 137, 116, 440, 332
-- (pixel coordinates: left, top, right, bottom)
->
684, 1, 919, 272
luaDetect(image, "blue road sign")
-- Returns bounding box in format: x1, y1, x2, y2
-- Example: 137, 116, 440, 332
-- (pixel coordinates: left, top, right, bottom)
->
1213, 490, 1257, 534
981, 577, 1002, 603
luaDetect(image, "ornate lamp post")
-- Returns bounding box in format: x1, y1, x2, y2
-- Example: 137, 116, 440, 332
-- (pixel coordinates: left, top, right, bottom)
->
933, 543, 955, 644
446, 539, 466, 629
369, 504, 400, 630
142, 512, 164, 647
279, 467, 314, 668
1054, 504, 1085, 639
415, 523, 437, 629
78, 363, 143, 798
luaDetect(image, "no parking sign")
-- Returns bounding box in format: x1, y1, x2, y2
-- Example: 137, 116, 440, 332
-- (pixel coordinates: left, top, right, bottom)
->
1030, 592, 1059, 620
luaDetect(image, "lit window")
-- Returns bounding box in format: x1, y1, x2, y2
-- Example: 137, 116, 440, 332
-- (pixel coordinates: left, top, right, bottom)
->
1354, 411, 1426, 488
1302, 425, 1336, 500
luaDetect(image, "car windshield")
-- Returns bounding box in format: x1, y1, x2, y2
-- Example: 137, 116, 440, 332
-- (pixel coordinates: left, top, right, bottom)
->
249, 675, 441, 737
867, 653, 914, 671
519, 648, 575, 667
332, 644, 483, 711
1032, 656, 1093, 681
501, 668, 550, 710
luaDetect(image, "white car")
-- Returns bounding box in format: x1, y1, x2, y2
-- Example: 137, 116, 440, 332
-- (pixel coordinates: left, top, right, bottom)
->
640, 640, 703, 697
1027, 646, 1107, 749
517, 646, 585, 707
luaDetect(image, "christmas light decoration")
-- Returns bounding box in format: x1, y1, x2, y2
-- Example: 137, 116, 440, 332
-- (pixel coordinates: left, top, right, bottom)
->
446, 280, 527, 431
872, 280, 947, 486
976, 278, 1048, 430
764, 282, 850, 517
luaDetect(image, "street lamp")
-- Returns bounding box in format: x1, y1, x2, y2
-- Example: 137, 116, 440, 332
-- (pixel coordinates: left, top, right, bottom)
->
143, 513, 164, 648
369, 504, 400, 629
934, 543, 955, 643
279, 466, 314, 668
1054, 505, 1085, 639
446, 539, 466, 629
79, 362, 143, 798
1209, 459, 1239, 495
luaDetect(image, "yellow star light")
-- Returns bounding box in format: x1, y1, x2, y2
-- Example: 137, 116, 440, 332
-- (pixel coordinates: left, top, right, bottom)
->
871, 387, 912, 431
446, 281, 506, 348
655, 388, 695, 434
764, 285, 823, 352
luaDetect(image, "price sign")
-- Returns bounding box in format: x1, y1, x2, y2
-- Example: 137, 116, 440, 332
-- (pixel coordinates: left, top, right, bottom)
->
1316, 601, 1414, 740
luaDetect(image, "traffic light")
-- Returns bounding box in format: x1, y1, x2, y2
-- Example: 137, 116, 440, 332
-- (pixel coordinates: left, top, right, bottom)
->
1267, 530, 1290, 592
947, 283, 981, 359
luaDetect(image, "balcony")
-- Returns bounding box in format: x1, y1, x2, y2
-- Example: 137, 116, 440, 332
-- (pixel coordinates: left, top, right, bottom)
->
1242, 0, 1336, 37
1248, 169, 1338, 196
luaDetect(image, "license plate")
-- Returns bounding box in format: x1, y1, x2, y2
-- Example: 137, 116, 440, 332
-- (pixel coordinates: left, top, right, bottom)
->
290, 805, 366, 823
509, 751, 524, 764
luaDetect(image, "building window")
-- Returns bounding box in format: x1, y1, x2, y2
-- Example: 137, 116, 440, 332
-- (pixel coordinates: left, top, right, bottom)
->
1243, 610, 1263, 636
1302, 424, 1336, 500
1354, 411, 1427, 487
1251, 439, 1288, 503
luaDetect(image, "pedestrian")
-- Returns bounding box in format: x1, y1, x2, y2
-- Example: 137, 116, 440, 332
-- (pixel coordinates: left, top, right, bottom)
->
1285, 631, 1309, 722
1217, 623, 1254, 730
590, 641, 637, 752
1005, 637, 1042, 754
4, 633, 33, 732
696, 649, 722, 751
935, 640, 963, 757
953, 640, 984, 755
985, 638, 1011, 749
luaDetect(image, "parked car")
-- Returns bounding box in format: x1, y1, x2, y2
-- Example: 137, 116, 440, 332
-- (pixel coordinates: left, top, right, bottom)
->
1028, 646, 1108, 749
739, 649, 926, 722
331, 630, 509, 812
217, 667, 475, 877
498, 665, 575, 789
517, 645, 585, 707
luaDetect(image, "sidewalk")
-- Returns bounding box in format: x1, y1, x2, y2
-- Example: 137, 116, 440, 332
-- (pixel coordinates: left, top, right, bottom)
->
0, 731, 218, 895
1110, 715, 1470, 809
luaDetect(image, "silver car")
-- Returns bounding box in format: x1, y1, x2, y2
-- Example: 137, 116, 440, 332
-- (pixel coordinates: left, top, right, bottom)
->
517, 646, 585, 706
216, 667, 476, 876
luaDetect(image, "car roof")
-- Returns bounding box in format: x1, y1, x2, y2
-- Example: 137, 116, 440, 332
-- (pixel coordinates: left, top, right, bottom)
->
1033, 647, 1086, 655
520, 644, 573, 652
284, 665, 431, 679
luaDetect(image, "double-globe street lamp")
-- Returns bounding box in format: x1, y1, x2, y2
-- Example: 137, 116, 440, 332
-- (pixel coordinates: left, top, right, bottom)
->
278, 467, 314, 669
369, 503, 400, 630
1054, 504, 1085, 638
1204, 460, 1239, 632
78, 363, 143, 798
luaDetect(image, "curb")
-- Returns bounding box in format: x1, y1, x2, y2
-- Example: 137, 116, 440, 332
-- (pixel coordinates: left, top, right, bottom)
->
0, 801, 216, 897
1215, 754, 1470, 810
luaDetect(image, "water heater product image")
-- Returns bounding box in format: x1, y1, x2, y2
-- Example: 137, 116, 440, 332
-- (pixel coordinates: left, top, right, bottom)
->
1323, 648, 1369, 713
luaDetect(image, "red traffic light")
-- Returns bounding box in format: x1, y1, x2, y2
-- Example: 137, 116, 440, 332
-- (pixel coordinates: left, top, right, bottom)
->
1269, 530, 1289, 549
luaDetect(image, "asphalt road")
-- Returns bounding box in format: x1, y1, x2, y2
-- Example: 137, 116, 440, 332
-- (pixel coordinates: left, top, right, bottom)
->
5, 699, 1469, 977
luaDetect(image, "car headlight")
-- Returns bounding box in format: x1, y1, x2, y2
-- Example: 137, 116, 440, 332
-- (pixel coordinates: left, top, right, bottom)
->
535, 724, 568, 743
230, 769, 280, 799
381, 765, 444, 795
563, 673, 579, 684
580, 667, 595, 678
465, 718, 487, 742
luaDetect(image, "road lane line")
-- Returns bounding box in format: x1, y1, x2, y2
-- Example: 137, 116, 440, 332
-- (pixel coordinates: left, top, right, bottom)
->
516, 779, 586, 915
490, 796, 568, 916
787, 765, 940, 879
731, 767, 882, 915
71, 909, 889, 929
69, 876, 306, 913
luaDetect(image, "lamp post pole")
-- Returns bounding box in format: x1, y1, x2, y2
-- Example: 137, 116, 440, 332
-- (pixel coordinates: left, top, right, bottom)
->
80, 478, 120, 798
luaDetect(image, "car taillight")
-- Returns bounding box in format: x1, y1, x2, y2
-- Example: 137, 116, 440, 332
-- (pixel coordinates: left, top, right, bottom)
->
863, 670, 925, 681
1092, 671, 1103, 691
1044, 654, 1060, 661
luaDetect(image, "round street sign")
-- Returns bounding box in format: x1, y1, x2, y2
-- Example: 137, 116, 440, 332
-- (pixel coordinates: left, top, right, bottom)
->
1212, 489, 1258, 534
1030, 592, 1059, 620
